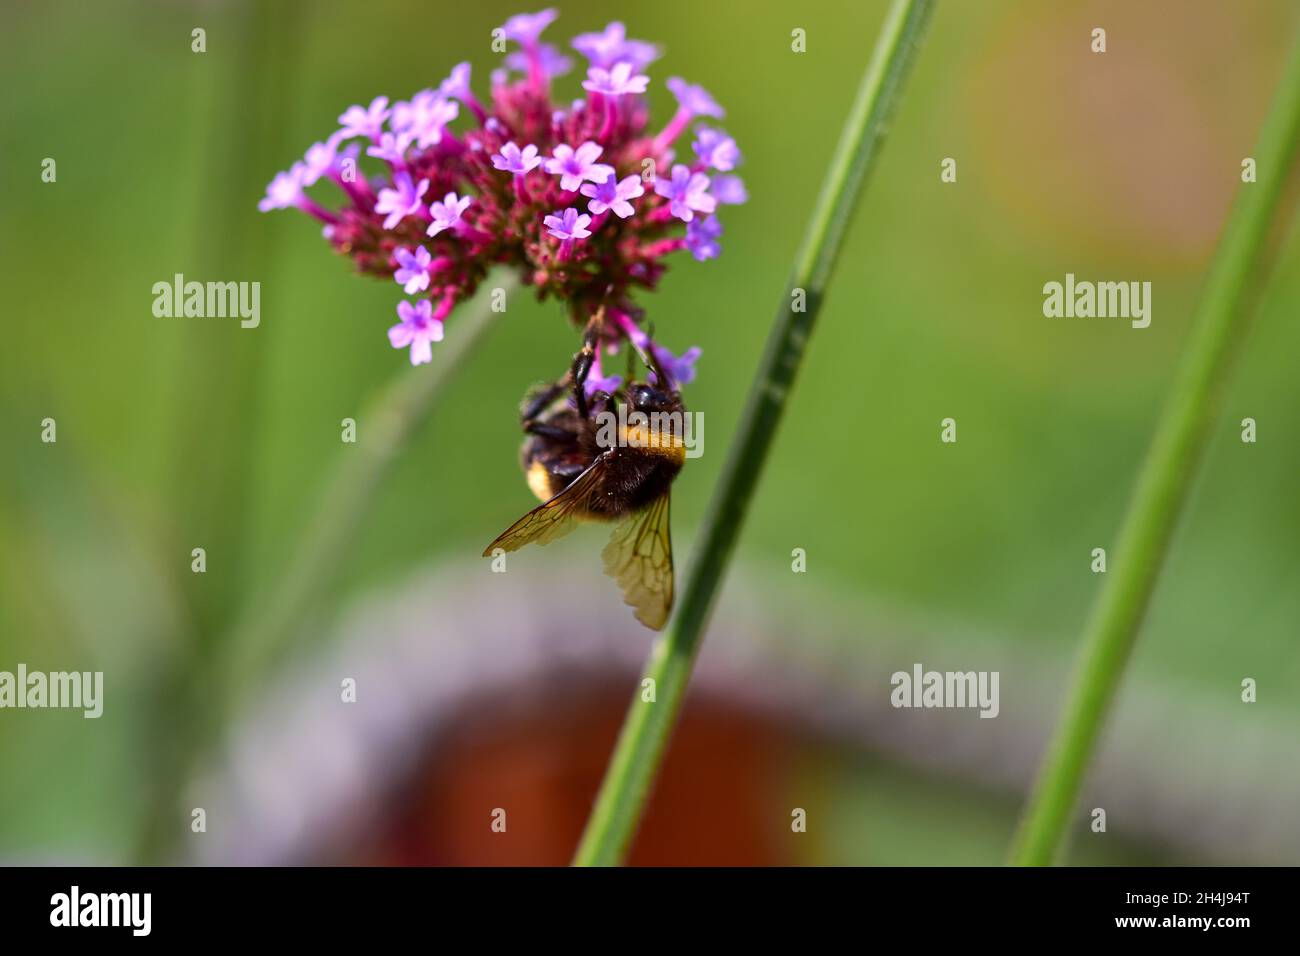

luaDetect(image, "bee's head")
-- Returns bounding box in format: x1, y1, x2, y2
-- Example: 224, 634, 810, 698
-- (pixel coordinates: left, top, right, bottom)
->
628, 382, 680, 414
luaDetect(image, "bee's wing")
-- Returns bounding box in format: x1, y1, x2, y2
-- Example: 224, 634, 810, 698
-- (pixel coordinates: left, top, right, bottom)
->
601, 493, 674, 630
482, 455, 609, 556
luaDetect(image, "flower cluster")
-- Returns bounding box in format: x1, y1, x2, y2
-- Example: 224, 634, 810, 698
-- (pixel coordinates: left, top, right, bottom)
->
258, 9, 744, 373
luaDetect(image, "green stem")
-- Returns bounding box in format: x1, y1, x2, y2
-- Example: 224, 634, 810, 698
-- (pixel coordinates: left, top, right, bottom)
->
1010, 31, 1300, 866
572, 0, 938, 867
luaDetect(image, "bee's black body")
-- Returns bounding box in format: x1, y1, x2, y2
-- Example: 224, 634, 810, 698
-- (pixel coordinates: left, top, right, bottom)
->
520, 392, 686, 520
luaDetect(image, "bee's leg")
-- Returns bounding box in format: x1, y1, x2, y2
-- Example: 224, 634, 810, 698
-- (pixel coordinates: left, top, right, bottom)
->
520, 378, 569, 429
570, 313, 604, 419
550, 460, 587, 479
524, 421, 576, 441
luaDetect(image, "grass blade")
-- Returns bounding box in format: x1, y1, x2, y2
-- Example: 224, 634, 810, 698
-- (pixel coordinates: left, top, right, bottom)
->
1009, 27, 1300, 866
572, 0, 938, 867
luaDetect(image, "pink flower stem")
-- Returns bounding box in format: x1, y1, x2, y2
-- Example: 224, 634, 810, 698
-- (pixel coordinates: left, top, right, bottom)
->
611, 308, 649, 348
643, 238, 687, 257
296, 196, 340, 225
526, 43, 545, 94
455, 224, 496, 244
331, 171, 374, 210
432, 292, 456, 322
652, 107, 692, 153
599, 95, 618, 142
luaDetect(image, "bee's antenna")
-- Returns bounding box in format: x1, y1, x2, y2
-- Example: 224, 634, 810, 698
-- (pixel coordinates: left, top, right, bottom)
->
624, 336, 637, 381
627, 334, 672, 390
647, 345, 672, 390
583, 303, 606, 341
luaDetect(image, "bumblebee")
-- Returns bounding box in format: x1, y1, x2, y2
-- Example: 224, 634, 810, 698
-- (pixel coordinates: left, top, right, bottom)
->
483, 313, 686, 630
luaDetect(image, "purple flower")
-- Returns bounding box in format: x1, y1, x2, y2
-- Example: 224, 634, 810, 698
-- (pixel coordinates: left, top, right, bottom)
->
692, 127, 740, 171
260, 15, 744, 370
389, 94, 428, 134
585, 371, 623, 399
438, 62, 473, 103
685, 216, 722, 261
302, 139, 339, 186
416, 96, 459, 148
427, 191, 472, 237
654, 164, 716, 222
393, 245, 432, 294
392, 92, 458, 149
366, 130, 413, 165
544, 207, 594, 241
653, 343, 702, 386
337, 96, 390, 141
571, 22, 660, 70
491, 141, 543, 174
580, 173, 644, 218
582, 61, 649, 96
711, 174, 748, 205
335, 141, 361, 177
258, 164, 305, 211
505, 43, 573, 78
544, 141, 614, 191
666, 78, 724, 119
388, 299, 444, 366
374, 170, 430, 230
501, 8, 558, 46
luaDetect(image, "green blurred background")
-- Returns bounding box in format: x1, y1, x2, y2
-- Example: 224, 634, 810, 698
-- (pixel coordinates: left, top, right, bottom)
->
2, 0, 1298, 865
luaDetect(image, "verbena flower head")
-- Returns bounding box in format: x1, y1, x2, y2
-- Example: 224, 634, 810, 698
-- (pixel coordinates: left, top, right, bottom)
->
258, 9, 744, 370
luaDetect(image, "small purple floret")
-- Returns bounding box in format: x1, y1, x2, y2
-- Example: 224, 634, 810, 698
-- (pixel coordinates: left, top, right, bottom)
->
338, 96, 391, 141
374, 170, 430, 229
393, 245, 432, 294
582, 61, 649, 96
544, 141, 615, 192
581, 173, 644, 219
685, 216, 722, 261
501, 8, 559, 46
492, 141, 543, 174
427, 192, 472, 237
544, 207, 594, 241
692, 127, 741, 171
654, 165, 716, 222
388, 299, 444, 366
571, 22, 660, 70
666, 78, 724, 119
